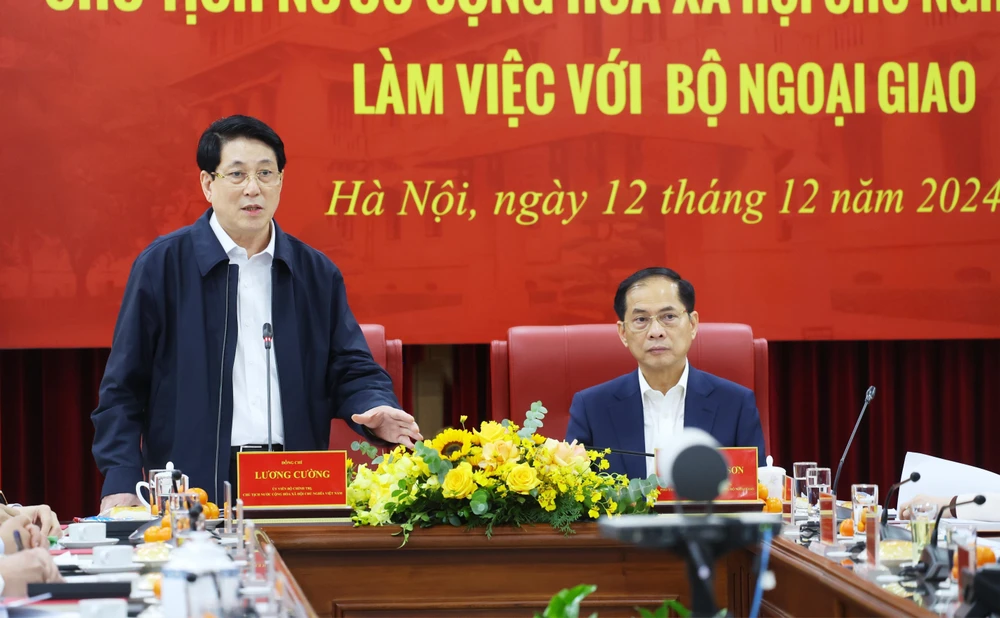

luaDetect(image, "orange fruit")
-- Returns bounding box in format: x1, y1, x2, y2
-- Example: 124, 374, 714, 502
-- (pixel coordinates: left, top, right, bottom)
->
204, 502, 220, 520
977, 546, 996, 567
189, 488, 209, 506
143, 526, 161, 543
952, 563, 959, 581
764, 497, 782, 513
151, 503, 159, 516
156, 527, 172, 542
857, 516, 866, 533
152, 575, 162, 598
839, 518, 854, 536
757, 483, 769, 500
161, 513, 171, 529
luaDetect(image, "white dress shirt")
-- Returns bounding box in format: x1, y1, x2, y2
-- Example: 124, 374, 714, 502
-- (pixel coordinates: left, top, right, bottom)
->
210, 213, 285, 446
640, 360, 689, 478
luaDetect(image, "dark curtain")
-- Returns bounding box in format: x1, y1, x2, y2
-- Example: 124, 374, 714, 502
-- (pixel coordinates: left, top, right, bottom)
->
2, 340, 998, 518
0, 349, 108, 517
770, 339, 1000, 498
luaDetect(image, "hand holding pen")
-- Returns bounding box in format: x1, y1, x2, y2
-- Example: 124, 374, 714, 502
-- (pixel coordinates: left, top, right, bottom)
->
0, 515, 44, 554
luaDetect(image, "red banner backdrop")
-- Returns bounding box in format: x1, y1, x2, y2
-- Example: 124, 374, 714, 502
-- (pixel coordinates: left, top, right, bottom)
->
1, 2, 998, 348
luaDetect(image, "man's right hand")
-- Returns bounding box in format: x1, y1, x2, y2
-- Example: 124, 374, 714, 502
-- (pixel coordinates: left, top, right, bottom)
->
100, 493, 142, 514
0, 548, 63, 596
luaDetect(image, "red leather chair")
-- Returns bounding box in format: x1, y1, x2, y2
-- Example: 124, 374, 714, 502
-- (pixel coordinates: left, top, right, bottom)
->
328, 324, 404, 454
489, 324, 771, 455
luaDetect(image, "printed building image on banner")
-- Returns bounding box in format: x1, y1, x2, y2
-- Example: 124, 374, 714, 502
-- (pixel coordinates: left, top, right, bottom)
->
1, 3, 999, 348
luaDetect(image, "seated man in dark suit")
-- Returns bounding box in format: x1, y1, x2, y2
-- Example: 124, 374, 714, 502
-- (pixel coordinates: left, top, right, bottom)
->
565, 267, 766, 479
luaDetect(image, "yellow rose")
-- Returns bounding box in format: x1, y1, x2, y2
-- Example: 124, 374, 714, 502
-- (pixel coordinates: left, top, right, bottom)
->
507, 463, 541, 494
544, 439, 591, 473
442, 462, 477, 499
479, 440, 519, 471
476, 421, 507, 444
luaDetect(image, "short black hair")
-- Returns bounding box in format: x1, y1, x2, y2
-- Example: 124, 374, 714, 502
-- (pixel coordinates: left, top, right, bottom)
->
614, 267, 695, 320
197, 115, 286, 173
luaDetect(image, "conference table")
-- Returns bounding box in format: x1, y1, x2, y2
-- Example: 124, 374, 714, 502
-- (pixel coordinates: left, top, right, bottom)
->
257, 517, 942, 618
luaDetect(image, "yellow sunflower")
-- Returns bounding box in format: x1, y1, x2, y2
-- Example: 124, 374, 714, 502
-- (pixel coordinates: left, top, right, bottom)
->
431, 428, 472, 461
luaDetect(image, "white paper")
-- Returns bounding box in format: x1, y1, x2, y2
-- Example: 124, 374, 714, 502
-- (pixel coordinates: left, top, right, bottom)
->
898, 452, 1000, 510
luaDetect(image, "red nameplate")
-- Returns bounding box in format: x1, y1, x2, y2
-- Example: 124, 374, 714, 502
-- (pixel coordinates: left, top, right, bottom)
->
657, 447, 759, 502
866, 510, 879, 565
236, 450, 347, 509
820, 491, 836, 544
958, 542, 974, 600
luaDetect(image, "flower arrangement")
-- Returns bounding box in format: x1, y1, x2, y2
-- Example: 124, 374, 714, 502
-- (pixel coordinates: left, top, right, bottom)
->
347, 402, 660, 543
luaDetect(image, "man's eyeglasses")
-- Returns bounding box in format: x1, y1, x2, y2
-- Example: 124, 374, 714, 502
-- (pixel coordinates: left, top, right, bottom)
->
624, 310, 688, 333
211, 169, 282, 187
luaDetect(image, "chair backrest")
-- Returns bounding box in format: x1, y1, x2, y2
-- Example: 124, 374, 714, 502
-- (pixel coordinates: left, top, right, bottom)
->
490, 323, 770, 454
328, 324, 403, 453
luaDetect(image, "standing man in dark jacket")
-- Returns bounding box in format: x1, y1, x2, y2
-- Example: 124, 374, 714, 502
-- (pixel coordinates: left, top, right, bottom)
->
93, 115, 421, 512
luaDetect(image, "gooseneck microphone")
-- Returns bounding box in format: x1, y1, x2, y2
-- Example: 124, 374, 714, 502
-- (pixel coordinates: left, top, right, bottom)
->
584, 446, 654, 458
882, 471, 921, 526
832, 386, 876, 496
263, 323, 274, 452
919, 494, 986, 581
933, 495, 986, 549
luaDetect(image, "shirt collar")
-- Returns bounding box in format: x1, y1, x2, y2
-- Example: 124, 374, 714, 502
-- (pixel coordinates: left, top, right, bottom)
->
638, 358, 690, 398
209, 210, 275, 258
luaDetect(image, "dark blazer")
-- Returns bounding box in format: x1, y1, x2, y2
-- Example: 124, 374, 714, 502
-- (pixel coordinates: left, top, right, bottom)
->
565, 366, 767, 478
91, 209, 398, 503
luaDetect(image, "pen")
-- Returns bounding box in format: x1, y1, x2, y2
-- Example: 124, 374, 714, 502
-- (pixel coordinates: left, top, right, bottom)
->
13, 530, 24, 552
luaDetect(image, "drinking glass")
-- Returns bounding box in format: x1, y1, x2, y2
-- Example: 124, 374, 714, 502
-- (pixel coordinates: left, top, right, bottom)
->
166, 491, 198, 546
910, 501, 938, 561
792, 461, 817, 509
806, 467, 831, 517
951, 524, 978, 584
946, 523, 978, 550
851, 484, 878, 532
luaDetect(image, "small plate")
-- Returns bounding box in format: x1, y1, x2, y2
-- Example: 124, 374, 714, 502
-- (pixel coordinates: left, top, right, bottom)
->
80, 562, 143, 574
240, 585, 271, 597
60, 538, 120, 549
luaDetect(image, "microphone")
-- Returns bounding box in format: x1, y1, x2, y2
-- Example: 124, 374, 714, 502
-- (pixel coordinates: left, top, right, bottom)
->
933, 495, 985, 549
832, 386, 875, 496
656, 429, 729, 502
583, 446, 653, 458
882, 471, 921, 526
263, 323, 273, 452
919, 494, 986, 581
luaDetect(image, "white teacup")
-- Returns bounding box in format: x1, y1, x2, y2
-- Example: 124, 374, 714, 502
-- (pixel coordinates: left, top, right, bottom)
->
67, 522, 106, 542
92, 544, 133, 568
79, 599, 127, 618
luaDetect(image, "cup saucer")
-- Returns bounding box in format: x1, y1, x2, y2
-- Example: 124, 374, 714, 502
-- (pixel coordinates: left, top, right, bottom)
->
81, 562, 143, 574
60, 538, 120, 549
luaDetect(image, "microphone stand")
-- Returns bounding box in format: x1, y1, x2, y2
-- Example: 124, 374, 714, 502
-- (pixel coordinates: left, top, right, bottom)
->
263, 323, 273, 452
600, 512, 783, 617
880, 472, 921, 541
832, 386, 875, 496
